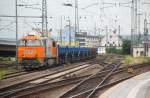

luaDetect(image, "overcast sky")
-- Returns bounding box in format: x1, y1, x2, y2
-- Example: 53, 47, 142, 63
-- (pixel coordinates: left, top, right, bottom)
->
0, 0, 149, 38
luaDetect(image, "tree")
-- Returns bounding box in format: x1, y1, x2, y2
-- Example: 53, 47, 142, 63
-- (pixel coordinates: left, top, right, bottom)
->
106, 47, 122, 54
122, 40, 131, 55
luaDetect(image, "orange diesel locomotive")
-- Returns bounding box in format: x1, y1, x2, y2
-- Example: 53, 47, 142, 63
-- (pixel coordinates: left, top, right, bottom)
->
18, 35, 57, 69
18, 35, 97, 70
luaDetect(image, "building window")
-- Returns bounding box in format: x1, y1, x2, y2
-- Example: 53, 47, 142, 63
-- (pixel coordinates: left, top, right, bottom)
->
110, 35, 112, 38
140, 51, 144, 56
136, 51, 139, 55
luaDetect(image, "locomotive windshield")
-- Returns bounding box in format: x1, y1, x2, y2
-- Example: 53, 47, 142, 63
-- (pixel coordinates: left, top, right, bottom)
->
19, 39, 43, 46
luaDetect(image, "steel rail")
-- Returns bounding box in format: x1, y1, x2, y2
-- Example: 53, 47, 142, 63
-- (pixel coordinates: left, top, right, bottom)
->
59, 62, 121, 98
0, 60, 100, 98
0, 59, 95, 91
70, 75, 134, 98
69, 62, 150, 98
0, 57, 119, 98
86, 65, 118, 98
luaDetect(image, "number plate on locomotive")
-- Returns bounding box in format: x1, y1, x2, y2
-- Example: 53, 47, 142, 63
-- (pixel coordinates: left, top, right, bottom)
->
24, 50, 34, 55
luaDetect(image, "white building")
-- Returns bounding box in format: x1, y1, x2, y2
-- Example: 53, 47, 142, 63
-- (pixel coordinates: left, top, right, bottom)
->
98, 31, 123, 54
133, 42, 150, 57
75, 32, 101, 47
85, 35, 101, 47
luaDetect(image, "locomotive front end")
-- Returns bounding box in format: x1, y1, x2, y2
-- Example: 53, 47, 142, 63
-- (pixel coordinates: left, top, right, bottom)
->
18, 35, 45, 70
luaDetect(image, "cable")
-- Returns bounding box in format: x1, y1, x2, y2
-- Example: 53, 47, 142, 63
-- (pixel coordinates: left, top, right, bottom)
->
82, 2, 98, 9
19, 0, 42, 10
23, 19, 35, 30
0, 21, 15, 31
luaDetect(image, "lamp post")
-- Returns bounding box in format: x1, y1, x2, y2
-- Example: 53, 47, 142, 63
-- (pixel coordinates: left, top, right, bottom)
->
63, 0, 79, 46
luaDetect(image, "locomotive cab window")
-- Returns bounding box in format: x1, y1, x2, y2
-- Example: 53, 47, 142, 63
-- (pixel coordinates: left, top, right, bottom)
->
52, 41, 56, 47
19, 39, 43, 46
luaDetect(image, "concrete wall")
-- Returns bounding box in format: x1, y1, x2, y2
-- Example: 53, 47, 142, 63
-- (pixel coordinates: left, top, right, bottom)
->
0, 44, 16, 57
0, 44, 16, 51
98, 47, 106, 54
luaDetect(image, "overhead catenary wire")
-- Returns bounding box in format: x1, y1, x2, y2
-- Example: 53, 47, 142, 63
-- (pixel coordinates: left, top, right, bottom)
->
0, 21, 15, 31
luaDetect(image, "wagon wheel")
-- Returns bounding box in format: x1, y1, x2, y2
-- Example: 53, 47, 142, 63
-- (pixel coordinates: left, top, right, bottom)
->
47, 59, 54, 66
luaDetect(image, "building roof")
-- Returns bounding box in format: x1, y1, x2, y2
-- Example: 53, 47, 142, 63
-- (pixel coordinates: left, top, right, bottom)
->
86, 35, 101, 39
0, 38, 16, 45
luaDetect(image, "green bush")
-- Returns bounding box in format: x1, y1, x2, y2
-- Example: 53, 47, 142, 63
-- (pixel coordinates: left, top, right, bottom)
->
0, 69, 6, 80
106, 40, 131, 55
122, 40, 131, 55
106, 47, 122, 54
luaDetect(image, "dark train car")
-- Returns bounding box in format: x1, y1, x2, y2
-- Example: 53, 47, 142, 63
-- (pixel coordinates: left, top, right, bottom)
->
18, 35, 97, 70
57, 46, 96, 63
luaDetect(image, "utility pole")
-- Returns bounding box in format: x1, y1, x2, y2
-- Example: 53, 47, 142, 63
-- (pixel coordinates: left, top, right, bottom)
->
42, 0, 48, 37
118, 25, 120, 48
60, 16, 63, 45
41, 0, 48, 60
94, 22, 97, 36
75, 0, 77, 45
137, 13, 142, 43
15, 0, 18, 67
98, 28, 101, 47
68, 19, 71, 46
144, 17, 148, 56
118, 25, 120, 37
131, 0, 134, 55
134, 0, 138, 45
75, 0, 79, 45
76, 0, 79, 35
105, 26, 108, 47
131, 0, 138, 54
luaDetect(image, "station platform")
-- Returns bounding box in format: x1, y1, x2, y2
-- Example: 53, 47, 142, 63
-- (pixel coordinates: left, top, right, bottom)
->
99, 71, 150, 98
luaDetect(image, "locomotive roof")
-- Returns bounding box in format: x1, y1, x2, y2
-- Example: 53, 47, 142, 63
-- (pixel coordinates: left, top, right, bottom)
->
21, 35, 46, 40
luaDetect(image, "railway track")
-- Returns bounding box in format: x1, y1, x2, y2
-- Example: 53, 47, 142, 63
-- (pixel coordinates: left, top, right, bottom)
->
0, 55, 125, 98
0, 59, 96, 88
0, 54, 117, 85
64, 62, 150, 98
3, 71, 29, 79
59, 62, 120, 98
2, 60, 94, 80
0, 63, 14, 68
2, 74, 90, 98
1, 60, 122, 98
0, 59, 103, 98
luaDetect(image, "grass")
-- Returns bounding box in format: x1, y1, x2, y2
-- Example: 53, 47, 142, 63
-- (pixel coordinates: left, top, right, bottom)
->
0, 65, 18, 80
0, 57, 17, 80
0, 69, 7, 80
123, 55, 150, 65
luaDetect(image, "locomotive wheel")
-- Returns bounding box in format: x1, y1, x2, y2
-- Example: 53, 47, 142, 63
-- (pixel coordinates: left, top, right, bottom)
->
47, 59, 55, 66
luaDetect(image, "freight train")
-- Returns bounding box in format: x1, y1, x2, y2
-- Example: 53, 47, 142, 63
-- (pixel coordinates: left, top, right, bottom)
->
18, 35, 97, 70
